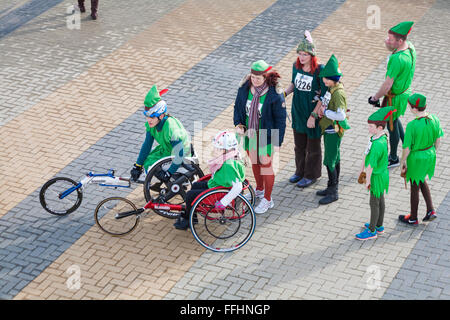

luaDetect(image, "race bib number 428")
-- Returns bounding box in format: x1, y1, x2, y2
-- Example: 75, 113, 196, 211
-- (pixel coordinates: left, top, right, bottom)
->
294, 73, 313, 92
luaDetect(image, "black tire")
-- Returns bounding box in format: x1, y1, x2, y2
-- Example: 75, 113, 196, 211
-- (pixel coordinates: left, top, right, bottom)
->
94, 197, 140, 236
143, 158, 204, 219
189, 189, 256, 253
39, 177, 83, 216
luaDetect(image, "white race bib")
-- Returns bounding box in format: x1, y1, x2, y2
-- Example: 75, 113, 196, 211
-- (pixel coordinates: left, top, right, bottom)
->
294, 73, 313, 92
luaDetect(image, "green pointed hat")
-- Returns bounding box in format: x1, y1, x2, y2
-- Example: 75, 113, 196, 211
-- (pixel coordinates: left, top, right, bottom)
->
296, 30, 316, 56
389, 21, 414, 36
250, 60, 272, 75
408, 93, 427, 109
319, 54, 342, 78
144, 85, 168, 108
368, 106, 397, 123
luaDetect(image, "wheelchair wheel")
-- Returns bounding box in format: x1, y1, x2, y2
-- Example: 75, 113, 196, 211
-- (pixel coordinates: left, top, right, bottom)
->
94, 197, 140, 236
39, 177, 83, 216
241, 180, 256, 207
143, 158, 204, 219
189, 189, 256, 253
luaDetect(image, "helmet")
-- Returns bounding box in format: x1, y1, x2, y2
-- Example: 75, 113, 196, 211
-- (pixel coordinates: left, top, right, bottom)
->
143, 100, 167, 118
212, 131, 238, 150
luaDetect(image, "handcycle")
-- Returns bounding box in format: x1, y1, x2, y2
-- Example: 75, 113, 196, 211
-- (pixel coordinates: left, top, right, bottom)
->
94, 174, 257, 252
39, 150, 204, 216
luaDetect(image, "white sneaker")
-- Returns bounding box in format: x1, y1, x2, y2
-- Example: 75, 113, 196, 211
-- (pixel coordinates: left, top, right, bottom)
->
244, 189, 264, 202
255, 189, 265, 199
254, 197, 274, 214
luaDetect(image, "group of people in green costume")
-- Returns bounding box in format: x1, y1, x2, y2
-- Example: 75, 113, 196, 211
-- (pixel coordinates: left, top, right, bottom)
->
129, 85, 247, 230
357, 21, 444, 240
128, 21, 443, 238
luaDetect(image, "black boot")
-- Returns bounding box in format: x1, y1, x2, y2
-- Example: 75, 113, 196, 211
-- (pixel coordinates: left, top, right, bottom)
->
78, 0, 86, 12
316, 166, 331, 196
90, 0, 98, 20
319, 167, 338, 205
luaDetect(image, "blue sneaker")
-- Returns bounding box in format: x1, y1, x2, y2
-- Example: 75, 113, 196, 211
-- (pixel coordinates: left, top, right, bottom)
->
364, 223, 384, 234
289, 174, 302, 183
296, 178, 317, 188
355, 228, 377, 241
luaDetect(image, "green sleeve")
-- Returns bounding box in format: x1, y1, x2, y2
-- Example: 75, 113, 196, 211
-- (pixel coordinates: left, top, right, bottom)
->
386, 54, 401, 80
365, 142, 381, 169
433, 115, 444, 139
402, 122, 414, 149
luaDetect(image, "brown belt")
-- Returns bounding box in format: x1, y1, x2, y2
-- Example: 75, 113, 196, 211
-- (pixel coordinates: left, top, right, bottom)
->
381, 88, 408, 131
418, 146, 433, 152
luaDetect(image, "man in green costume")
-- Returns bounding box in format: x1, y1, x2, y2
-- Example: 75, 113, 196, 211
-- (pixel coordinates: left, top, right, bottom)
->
317, 54, 350, 205
356, 107, 394, 240
368, 21, 416, 168
399, 93, 443, 225
130, 85, 191, 184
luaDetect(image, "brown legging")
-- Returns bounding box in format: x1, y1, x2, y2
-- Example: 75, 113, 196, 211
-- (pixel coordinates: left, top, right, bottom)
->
410, 180, 434, 220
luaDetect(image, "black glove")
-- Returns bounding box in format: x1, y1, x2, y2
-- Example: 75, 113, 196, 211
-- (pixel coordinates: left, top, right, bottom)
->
130, 163, 143, 182
155, 169, 171, 182
368, 96, 380, 106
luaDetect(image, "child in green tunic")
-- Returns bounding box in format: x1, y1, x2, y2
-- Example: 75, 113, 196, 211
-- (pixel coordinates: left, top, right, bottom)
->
399, 93, 444, 225
130, 85, 190, 183
356, 107, 394, 240
174, 131, 246, 230
317, 54, 350, 205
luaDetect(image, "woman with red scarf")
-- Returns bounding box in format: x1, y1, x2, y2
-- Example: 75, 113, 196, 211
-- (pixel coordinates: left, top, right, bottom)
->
233, 60, 287, 214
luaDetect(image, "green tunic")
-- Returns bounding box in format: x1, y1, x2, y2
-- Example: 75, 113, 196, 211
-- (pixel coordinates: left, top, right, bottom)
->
403, 114, 444, 184
291, 64, 327, 139
208, 159, 245, 188
319, 83, 349, 171
143, 116, 190, 170
385, 41, 416, 120
243, 91, 273, 156
365, 134, 389, 198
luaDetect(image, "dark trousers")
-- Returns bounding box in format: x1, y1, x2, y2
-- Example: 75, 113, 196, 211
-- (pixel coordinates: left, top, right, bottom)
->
78, 0, 98, 13
410, 180, 434, 220
181, 181, 209, 219
369, 193, 385, 232
387, 118, 404, 161
293, 130, 322, 180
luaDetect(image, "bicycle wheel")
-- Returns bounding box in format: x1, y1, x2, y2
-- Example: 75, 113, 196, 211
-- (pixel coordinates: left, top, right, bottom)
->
94, 197, 140, 236
143, 158, 204, 219
39, 177, 83, 216
190, 190, 256, 253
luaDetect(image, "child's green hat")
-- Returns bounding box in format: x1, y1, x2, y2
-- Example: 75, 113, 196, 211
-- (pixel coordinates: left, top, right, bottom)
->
408, 93, 427, 110
319, 54, 342, 78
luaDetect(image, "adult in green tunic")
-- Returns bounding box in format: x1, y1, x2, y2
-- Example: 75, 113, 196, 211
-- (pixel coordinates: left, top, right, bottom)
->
130, 85, 190, 183
399, 93, 444, 225
368, 21, 416, 168
317, 54, 350, 205
284, 31, 328, 188
355, 107, 393, 241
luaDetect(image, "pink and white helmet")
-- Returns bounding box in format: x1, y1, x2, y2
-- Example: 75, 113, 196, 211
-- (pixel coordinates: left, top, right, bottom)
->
212, 131, 238, 150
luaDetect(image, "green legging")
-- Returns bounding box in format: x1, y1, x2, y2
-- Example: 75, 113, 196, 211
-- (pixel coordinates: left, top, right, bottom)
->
369, 193, 385, 232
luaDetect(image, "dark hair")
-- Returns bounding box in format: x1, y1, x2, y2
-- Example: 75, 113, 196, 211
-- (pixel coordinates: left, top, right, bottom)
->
388, 30, 407, 41
368, 120, 386, 129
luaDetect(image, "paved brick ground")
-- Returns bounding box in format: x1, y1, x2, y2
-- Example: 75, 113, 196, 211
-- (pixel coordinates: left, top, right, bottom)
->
0, 0, 448, 300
